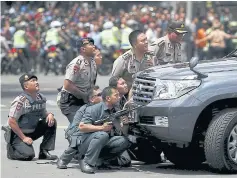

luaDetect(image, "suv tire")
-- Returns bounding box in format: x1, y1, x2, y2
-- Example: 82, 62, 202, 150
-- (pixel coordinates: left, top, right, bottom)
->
204, 108, 237, 172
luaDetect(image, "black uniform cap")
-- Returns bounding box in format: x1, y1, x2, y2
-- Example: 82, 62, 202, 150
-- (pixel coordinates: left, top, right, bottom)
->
168, 21, 188, 34
19, 73, 38, 86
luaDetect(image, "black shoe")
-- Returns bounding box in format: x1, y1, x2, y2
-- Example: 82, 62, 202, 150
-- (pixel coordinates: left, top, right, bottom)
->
57, 159, 67, 169
79, 160, 95, 174
38, 150, 58, 160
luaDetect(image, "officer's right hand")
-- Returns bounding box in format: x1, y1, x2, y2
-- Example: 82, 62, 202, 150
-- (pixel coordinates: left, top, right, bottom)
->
23, 137, 33, 145
102, 123, 113, 132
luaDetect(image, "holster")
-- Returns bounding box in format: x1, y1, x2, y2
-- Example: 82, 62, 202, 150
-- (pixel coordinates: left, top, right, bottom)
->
60, 91, 84, 106
65, 127, 82, 148
1, 125, 12, 144
65, 128, 71, 142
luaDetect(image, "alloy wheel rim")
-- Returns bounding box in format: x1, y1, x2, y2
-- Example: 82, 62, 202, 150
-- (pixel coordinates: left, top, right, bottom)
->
228, 124, 237, 163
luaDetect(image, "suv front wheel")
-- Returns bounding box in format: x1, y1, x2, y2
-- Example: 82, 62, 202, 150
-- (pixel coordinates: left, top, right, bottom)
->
204, 108, 237, 173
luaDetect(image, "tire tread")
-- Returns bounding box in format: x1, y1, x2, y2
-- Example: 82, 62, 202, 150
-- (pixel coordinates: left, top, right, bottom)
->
204, 108, 237, 172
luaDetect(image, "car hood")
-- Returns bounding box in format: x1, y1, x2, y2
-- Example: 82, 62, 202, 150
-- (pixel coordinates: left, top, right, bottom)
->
138, 58, 237, 80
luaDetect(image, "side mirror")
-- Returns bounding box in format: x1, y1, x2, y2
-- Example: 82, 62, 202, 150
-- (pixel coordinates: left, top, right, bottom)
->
189, 57, 199, 69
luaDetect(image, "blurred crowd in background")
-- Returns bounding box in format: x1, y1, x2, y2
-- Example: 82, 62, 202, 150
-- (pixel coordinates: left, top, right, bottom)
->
1, 1, 237, 75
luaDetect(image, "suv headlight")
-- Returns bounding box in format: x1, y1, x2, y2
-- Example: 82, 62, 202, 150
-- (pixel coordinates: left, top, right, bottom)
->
154, 80, 201, 99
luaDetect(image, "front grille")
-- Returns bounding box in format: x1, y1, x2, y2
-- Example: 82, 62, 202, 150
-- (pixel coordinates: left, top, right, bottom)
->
132, 76, 156, 104
140, 116, 154, 125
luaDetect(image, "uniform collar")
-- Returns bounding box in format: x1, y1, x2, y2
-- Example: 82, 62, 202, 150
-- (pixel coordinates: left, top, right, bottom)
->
22, 91, 38, 102
102, 102, 109, 111
130, 48, 146, 63
165, 35, 181, 46
102, 102, 115, 113
79, 55, 91, 65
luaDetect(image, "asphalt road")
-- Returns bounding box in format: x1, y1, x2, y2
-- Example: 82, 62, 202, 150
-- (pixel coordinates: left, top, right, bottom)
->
1, 74, 236, 178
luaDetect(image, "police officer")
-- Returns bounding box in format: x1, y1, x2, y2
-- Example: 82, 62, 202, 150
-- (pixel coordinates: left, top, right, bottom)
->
149, 21, 188, 64
78, 87, 130, 174
59, 37, 97, 123
112, 30, 156, 90
109, 76, 131, 167
3, 74, 57, 161
57, 86, 102, 169
13, 21, 31, 73
101, 21, 120, 50
109, 76, 129, 110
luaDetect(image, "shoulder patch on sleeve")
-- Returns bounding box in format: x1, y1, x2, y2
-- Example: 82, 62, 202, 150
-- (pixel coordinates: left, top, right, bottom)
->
16, 102, 23, 111
73, 65, 80, 74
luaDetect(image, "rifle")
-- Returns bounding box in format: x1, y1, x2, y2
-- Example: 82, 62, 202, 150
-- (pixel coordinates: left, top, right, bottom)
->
94, 104, 145, 136
94, 104, 143, 125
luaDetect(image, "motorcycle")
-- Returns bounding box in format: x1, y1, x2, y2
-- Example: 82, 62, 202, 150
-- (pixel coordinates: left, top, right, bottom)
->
97, 46, 122, 76
44, 45, 62, 75
2, 47, 25, 75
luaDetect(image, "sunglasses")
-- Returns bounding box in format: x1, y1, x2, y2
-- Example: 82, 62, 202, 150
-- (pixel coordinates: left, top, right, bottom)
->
82, 38, 94, 46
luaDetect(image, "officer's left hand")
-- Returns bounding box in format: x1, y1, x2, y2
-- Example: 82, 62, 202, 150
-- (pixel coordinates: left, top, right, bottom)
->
46, 113, 55, 127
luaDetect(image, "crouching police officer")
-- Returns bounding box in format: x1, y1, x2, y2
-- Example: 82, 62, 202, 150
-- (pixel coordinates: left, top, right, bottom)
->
2, 74, 57, 161
57, 86, 102, 169
78, 87, 131, 174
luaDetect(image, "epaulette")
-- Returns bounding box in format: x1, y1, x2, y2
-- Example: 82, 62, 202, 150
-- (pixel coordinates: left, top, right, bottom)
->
36, 93, 43, 100
37, 93, 46, 101
19, 95, 26, 102
158, 40, 165, 47
150, 41, 157, 47
122, 51, 132, 61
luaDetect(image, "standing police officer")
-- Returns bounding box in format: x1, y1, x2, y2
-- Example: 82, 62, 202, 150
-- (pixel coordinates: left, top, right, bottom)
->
3, 74, 57, 161
59, 38, 97, 123
112, 30, 156, 90
149, 21, 188, 64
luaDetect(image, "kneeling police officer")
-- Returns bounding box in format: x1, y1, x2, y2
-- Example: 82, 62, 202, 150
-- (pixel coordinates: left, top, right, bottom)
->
2, 74, 57, 161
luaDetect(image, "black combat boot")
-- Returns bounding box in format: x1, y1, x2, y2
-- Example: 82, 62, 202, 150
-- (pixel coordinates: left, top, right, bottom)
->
79, 159, 95, 174
38, 150, 58, 160
56, 159, 68, 169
